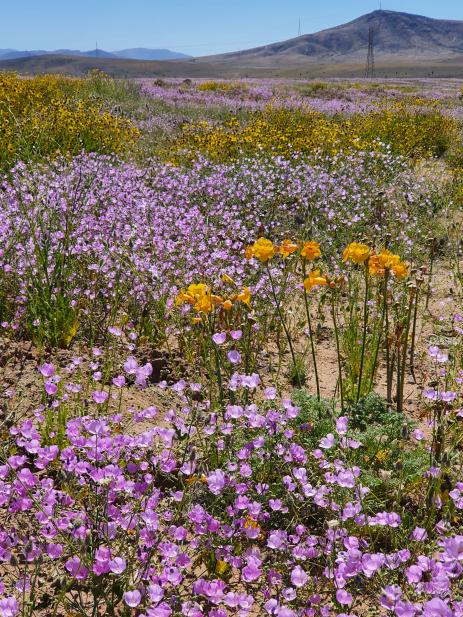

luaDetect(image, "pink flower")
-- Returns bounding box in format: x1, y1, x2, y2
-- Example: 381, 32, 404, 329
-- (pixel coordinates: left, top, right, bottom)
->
40, 363, 55, 377
46, 543, 63, 559
290, 565, 307, 588
123, 590, 141, 608
92, 390, 108, 404
207, 469, 226, 495
227, 350, 241, 364
242, 562, 261, 582
336, 589, 353, 606
423, 598, 452, 617
44, 381, 58, 396
319, 434, 335, 449
212, 332, 227, 345
109, 557, 127, 574
112, 375, 126, 388
123, 356, 139, 374
264, 387, 277, 400
0, 597, 19, 617
336, 416, 348, 435
65, 556, 88, 580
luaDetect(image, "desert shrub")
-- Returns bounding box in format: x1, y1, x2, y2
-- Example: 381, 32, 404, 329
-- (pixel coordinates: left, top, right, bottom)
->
173, 102, 458, 163
0, 72, 140, 170
352, 100, 459, 158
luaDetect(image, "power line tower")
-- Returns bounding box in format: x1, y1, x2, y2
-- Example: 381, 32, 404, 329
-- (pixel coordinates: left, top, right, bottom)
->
365, 27, 375, 78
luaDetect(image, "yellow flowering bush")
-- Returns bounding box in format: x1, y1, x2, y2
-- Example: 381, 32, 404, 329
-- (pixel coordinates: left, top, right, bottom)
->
173, 102, 457, 163
0, 73, 139, 169
353, 100, 458, 159
174, 107, 367, 162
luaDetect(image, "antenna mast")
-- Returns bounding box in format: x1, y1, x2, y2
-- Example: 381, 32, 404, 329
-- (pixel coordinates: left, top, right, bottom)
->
365, 27, 375, 78
298, 18, 302, 37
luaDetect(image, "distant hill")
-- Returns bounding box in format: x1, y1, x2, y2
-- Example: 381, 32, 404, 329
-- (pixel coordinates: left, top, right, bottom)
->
0, 48, 191, 61
0, 54, 222, 78
114, 48, 191, 60
203, 10, 463, 67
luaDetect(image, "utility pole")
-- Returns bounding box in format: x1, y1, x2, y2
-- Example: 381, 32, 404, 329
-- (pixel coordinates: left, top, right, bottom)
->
365, 27, 375, 78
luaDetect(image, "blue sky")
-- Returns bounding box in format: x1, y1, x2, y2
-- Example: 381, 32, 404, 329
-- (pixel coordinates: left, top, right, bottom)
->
1, 0, 461, 56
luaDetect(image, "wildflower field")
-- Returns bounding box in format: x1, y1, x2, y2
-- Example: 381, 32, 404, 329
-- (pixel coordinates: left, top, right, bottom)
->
1, 71, 463, 617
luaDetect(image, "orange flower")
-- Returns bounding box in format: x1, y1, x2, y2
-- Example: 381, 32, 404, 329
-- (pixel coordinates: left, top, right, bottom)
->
303, 270, 327, 292
245, 246, 254, 260
300, 241, 321, 261
222, 300, 233, 311
368, 255, 385, 276
211, 294, 224, 306
247, 238, 276, 263
342, 242, 370, 265
279, 239, 298, 258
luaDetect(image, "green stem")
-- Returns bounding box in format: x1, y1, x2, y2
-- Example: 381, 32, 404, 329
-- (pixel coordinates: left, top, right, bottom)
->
409, 286, 420, 382
356, 264, 370, 402
331, 291, 344, 411
267, 264, 297, 369
303, 266, 320, 400
397, 288, 415, 413
369, 270, 388, 393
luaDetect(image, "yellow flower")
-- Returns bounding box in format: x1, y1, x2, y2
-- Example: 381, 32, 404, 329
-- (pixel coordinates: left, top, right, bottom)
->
279, 239, 298, 258
300, 241, 321, 261
378, 249, 401, 269
236, 287, 251, 306
222, 300, 233, 311
248, 238, 276, 263
175, 283, 209, 307
303, 270, 327, 292
342, 242, 370, 264
392, 261, 409, 280
194, 293, 213, 314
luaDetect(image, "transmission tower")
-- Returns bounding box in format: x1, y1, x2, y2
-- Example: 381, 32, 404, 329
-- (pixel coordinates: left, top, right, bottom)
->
298, 18, 302, 37
365, 27, 375, 78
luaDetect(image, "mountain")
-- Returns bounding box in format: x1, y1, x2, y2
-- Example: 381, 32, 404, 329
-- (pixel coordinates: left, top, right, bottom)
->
203, 10, 463, 66
0, 48, 190, 61
114, 48, 191, 60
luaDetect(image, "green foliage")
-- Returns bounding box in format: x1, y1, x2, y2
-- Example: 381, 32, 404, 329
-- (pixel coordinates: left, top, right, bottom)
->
292, 391, 429, 516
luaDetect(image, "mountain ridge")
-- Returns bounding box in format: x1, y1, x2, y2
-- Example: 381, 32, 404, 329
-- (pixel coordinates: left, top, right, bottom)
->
0, 48, 191, 61
202, 10, 463, 66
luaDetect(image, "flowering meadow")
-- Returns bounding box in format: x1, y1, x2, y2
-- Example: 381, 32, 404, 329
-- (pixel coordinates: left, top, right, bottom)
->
0, 72, 463, 617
